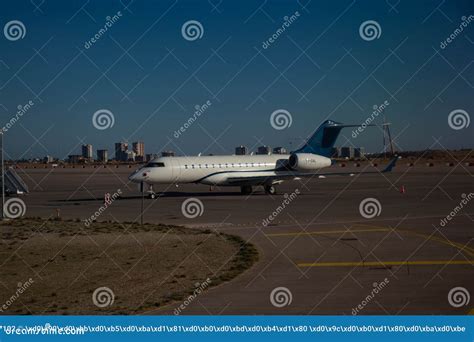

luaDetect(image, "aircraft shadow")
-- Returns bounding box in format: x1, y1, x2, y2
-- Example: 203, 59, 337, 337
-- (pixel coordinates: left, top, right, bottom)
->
53, 191, 268, 202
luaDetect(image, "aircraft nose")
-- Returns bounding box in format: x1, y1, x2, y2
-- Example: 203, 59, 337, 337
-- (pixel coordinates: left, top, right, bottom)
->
128, 172, 137, 182
128, 169, 149, 183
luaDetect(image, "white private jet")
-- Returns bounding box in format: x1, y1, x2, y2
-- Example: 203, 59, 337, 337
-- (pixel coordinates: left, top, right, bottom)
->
129, 120, 398, 197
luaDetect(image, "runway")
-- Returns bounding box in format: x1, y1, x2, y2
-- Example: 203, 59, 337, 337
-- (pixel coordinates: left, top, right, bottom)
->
12, 163, 474, 314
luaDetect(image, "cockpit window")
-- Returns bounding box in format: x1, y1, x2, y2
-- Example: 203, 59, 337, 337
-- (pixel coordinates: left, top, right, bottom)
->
145, 162, 165, 167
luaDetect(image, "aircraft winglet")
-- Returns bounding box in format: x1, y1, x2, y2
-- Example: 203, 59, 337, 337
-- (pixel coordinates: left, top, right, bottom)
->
382, 155, 400, 173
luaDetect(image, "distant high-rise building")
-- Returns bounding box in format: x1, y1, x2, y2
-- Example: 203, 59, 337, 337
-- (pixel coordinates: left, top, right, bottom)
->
235, 145, 248, 155
340, 146, 354, 159
82, 144, 93, 160
161, 151, 175, 157
97, 149, 108, 162
44, 155, 54, 163
133, 141, 145, 157
115, 142, 128, 161
132, 142, 145, 162
273, 147, 287, 154
331, 147, 341, 158
126, 150, 136, 161
354, 147, 365, 159
257, 145, 271, 155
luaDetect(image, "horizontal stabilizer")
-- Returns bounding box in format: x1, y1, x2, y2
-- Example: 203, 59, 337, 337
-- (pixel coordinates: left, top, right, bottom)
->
294, 120, 377, 157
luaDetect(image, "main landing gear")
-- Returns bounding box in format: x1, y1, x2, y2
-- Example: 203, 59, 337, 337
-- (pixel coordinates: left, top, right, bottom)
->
240, 185, 277, 195
240, 185, 252, 195
264, 185, 276, 195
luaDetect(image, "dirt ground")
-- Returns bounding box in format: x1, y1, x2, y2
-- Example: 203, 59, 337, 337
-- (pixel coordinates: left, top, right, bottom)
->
0, 218, 258, 314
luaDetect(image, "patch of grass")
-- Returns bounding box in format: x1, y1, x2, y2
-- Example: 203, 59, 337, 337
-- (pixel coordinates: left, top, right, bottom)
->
0, 217, 259, 315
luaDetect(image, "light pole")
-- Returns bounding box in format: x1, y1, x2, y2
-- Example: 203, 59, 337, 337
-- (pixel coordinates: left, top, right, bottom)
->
1, 132, 5, 220
140, 181, 144, 225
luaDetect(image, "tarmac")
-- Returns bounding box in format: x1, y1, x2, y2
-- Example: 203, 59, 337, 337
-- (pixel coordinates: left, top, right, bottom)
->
11, 162, 474, 314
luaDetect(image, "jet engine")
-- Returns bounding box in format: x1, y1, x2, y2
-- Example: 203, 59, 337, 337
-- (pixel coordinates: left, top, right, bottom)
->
288, 153, 331, 171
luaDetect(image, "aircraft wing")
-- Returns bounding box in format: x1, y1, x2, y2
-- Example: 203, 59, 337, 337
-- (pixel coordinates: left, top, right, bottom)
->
225, 156, 399, 186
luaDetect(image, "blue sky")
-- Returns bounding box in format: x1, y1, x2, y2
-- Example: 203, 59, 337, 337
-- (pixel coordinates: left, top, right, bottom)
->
0, 0, 473, 159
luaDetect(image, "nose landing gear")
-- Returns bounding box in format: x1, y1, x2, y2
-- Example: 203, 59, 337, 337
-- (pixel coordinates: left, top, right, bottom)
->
147, 184, 157, 199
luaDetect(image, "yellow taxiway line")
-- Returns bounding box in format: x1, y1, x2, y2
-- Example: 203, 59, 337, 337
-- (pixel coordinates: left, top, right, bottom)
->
354, 223, 474, 258
265, 228, 389, 237
266, 224, 474, 258
297, 260, 474, 267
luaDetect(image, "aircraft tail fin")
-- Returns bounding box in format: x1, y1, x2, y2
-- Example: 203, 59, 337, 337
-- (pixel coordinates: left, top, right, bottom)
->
294, 120, 356, 157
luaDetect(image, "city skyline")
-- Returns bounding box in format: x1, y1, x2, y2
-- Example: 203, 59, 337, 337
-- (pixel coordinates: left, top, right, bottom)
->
12, 139, 373, 162
0, 1, 472, 160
